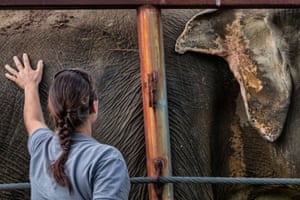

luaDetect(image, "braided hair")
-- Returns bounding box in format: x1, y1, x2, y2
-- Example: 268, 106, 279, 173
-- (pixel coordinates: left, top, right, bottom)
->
48, 68, 97, 192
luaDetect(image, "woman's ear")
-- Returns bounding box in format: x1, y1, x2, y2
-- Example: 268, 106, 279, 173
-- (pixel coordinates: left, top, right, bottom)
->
91, 100, 98, 114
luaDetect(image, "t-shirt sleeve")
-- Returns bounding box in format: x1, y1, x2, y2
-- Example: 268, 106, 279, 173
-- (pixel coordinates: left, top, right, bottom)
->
27, 127, 53, 156
93, 152, 131, 200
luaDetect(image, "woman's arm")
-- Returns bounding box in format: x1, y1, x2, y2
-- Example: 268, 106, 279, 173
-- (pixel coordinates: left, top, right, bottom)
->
4, 53, 46, 135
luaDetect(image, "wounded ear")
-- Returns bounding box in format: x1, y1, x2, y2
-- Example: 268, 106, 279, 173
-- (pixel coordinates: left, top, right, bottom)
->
176, 9, 292, 142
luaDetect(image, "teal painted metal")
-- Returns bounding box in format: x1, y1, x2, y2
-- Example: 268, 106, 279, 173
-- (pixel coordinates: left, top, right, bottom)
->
137, 5, 173, 200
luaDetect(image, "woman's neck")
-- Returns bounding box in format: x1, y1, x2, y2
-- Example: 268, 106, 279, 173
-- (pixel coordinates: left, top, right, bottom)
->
74, 120, 93, 137
75, 127, 92, 136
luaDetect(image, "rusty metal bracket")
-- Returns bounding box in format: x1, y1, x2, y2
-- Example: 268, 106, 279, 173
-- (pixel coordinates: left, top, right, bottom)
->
148, 71, 158, 108
153, 158, 165, 199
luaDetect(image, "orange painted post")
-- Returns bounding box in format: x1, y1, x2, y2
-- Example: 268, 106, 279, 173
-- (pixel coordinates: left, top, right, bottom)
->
137, 5, 174, 200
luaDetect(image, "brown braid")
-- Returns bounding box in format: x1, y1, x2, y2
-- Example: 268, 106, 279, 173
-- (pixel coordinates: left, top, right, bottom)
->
48, 68, 97, 193
51, 116, 73, 192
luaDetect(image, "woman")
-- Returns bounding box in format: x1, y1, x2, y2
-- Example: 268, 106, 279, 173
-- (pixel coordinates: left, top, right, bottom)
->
4, 53, 130, 200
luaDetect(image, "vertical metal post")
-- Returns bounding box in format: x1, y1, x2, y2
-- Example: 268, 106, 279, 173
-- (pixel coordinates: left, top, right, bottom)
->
137, 5, 174, 200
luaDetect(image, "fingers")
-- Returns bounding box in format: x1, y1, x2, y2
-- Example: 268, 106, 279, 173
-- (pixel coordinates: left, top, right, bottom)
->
23, 53, 31, 69
4, 64, 18, 77
4, 64, 18, 84
13, 55, 24, 71
4, 72, 17, 82
5, 54, 44, 81
36, 60, 44, 77
37, 60, 43, 71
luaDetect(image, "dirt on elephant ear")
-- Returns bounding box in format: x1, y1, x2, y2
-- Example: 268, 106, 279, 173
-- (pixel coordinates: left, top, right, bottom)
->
232, 95, 285, 179
175, 9, 292, 142
228, 115, 246, 178
224, 11, 263, 95
211, 10, 291, 143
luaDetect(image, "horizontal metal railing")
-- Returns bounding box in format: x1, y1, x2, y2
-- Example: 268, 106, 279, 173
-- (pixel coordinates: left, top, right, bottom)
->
2, 176, 300, 191
0, 0, 299, 8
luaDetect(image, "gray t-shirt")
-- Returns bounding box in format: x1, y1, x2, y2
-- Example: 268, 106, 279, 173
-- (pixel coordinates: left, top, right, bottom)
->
28, 128, 130, 200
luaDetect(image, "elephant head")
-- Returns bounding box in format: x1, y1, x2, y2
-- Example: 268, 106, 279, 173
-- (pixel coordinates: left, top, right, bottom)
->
175, 9, 293, 142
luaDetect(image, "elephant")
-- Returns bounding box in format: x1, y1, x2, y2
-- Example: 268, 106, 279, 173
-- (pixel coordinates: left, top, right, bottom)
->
0, 9, 235, 200
2, 8, 299, 200
176, 9, 300, 199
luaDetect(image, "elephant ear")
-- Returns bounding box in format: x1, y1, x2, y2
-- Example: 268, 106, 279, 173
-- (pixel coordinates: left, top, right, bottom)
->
175, 9, 292, 142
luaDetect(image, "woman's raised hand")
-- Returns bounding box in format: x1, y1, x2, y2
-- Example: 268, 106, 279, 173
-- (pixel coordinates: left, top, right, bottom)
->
4, 53, 44, 90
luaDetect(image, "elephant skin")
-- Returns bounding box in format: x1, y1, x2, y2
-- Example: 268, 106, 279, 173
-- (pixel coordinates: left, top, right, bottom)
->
176, 9, 293, 142
176, 9, 300, 199
0, 9, 235, 199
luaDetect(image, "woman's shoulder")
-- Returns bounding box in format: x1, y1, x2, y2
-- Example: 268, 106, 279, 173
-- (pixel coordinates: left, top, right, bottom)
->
28, 127, 54, 155
71, 133, 124, 161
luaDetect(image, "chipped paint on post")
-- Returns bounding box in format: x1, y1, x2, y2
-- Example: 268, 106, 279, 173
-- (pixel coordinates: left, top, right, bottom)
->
137, 5, 174, 200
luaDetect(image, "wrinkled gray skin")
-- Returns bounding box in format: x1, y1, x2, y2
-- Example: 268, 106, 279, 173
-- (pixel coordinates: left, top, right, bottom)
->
176, 9, 300, 199
176, 9, 293, 143
0, 9, 234, 199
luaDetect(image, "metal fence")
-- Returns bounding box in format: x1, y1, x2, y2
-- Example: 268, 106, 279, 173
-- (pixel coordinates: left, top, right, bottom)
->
2, 176, 300, 191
